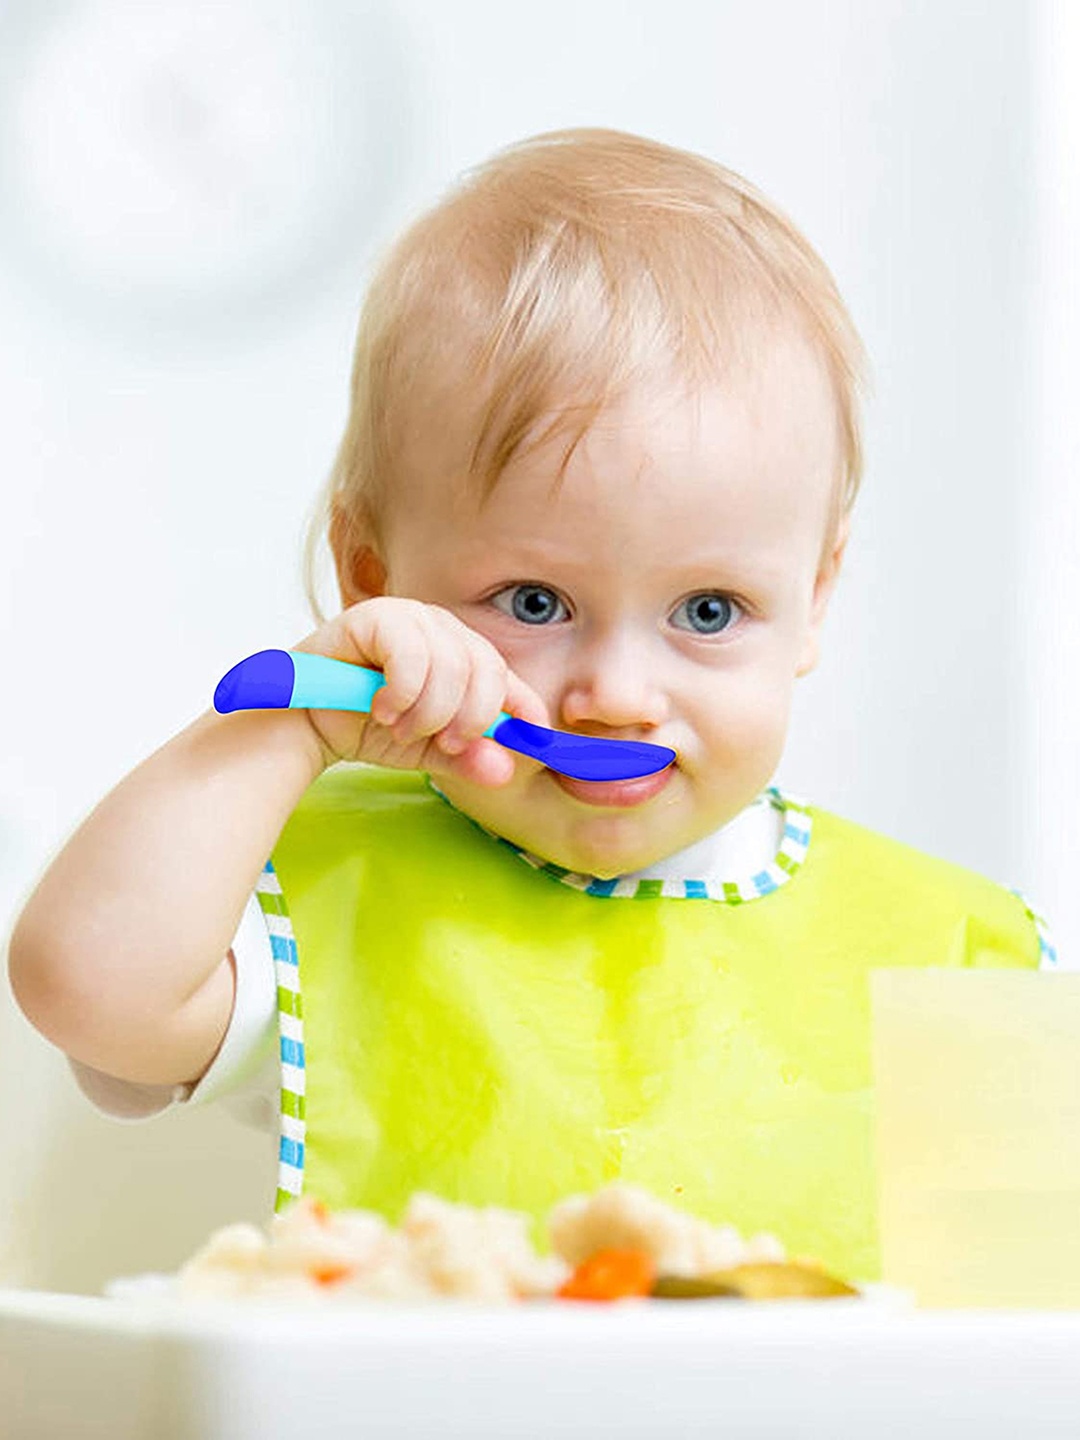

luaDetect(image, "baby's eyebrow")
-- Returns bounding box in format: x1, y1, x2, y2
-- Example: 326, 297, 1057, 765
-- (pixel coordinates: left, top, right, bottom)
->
463, 535, 790, 591
476, 552, 783, 595
640, 547, 787, 584
476, 539, 588, 569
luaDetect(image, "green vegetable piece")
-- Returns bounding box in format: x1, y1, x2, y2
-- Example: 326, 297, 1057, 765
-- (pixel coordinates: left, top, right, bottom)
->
650, 1274, 742, 1299
722, 1262, 859, 1300
651, 1261, 859, 1301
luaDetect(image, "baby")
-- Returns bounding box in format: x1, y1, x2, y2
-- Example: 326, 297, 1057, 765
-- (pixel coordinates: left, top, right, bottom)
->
7, 129, 1049, 1283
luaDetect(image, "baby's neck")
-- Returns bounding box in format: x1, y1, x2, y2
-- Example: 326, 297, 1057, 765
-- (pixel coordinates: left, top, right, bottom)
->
608, 793, 782, 887
427, 779, 783, 888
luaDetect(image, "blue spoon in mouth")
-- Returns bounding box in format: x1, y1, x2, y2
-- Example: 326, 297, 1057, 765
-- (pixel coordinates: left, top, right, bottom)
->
213, 649, 676, 783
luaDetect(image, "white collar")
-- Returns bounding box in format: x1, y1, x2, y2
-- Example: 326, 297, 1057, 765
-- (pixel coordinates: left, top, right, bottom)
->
618, 791, 782, 887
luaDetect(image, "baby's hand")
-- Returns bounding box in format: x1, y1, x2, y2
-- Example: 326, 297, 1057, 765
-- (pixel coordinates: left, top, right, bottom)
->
292, 598, 551, 787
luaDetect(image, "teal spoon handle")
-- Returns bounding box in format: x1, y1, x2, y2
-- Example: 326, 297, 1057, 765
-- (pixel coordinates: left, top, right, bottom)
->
214, 649, 508, 736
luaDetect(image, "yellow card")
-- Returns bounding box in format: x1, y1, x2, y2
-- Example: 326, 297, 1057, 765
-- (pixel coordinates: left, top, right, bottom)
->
871, 969, 1080, 1309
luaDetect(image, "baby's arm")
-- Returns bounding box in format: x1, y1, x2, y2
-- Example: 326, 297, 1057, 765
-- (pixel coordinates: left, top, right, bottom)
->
8, 597, 549, 1090
8, 706, 324, 1087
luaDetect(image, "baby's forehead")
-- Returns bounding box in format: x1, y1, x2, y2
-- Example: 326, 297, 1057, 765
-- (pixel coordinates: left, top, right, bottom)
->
512, 334, 834, 488
417, 314, 831, 456
394, 353, 837, 558
395, 360, 828, 555
594, 328, 834, 431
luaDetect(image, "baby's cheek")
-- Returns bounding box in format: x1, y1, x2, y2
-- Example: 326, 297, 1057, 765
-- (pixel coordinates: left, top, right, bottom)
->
434, 764, 537, 843
701, 670, 793, 761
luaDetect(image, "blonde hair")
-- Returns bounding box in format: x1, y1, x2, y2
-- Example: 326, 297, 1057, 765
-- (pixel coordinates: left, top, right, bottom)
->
303, 128, 867, 621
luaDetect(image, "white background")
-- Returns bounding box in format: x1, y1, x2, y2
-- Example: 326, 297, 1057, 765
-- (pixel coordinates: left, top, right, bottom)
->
0, 0, 1074, 1293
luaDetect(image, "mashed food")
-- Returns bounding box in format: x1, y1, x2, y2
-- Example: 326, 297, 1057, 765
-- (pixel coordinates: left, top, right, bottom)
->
173, 1183, 855, 1305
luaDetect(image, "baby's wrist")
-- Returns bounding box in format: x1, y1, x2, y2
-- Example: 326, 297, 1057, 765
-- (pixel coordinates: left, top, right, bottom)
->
195, 704, 329, 785
272, 707, 334, 781
297, 709, 345, 775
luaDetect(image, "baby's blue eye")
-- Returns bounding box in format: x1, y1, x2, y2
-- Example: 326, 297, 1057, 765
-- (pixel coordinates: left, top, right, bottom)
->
492, 584, 569, 625
671, 593, 740, 635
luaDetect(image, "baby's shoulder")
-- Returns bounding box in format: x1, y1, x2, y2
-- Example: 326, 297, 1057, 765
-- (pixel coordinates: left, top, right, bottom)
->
802, 802, 1046, 969
803, 802, 1024, 915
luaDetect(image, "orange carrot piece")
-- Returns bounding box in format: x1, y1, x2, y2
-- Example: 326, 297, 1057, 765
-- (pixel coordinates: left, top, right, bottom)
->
557, 1249, 656, 1302
310, 1261, 353, 1286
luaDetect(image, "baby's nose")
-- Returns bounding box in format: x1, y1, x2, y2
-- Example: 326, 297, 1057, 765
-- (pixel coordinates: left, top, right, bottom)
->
558, 637, 669, 734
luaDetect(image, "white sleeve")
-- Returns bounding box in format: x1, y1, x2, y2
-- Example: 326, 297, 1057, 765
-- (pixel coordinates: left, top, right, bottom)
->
67, 892, 279, 1131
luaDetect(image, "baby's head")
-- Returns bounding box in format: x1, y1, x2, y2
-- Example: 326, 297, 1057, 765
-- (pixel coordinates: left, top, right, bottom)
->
306, 128, 866, 877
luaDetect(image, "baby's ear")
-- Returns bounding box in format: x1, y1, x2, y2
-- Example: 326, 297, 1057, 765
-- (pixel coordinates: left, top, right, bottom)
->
796, 511, 850, 678
329, 502, 387, 607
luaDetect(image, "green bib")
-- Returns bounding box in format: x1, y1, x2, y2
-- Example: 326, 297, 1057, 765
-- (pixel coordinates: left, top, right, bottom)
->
265, 765, 1040, 1281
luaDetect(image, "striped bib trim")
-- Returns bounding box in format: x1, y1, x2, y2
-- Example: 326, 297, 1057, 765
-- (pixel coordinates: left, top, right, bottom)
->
427, 781, 813, 903
254, 864, 306, 1212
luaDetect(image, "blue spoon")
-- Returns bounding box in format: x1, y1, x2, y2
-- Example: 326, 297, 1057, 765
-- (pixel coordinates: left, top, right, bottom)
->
213, 649, 675, 783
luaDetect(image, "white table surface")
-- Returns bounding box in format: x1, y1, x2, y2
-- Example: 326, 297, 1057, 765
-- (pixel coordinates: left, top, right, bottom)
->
3, 1286, 1080, 1440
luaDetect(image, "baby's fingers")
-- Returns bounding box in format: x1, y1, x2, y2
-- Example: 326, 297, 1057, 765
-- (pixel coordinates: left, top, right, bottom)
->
431, 638, 507, 757
433, 636, 549, 759
501, 671, 552, 731
365, 612, 438, 727
447, 673, 557, 785
442, 736, 517, 788
386, 642, 472, 746
433, 666, 553, 788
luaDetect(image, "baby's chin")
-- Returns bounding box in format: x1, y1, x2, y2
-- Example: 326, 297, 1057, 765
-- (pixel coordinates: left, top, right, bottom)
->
437, 768, 699, 878
498, 812, 684, 880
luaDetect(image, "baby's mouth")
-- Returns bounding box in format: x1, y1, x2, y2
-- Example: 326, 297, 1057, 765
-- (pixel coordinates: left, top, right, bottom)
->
551, 766, 674, 808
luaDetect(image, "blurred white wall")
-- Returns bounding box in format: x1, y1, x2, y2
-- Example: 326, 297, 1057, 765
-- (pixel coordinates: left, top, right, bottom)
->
0, 0, 1059, 1292
1022, 0, 1080, 972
